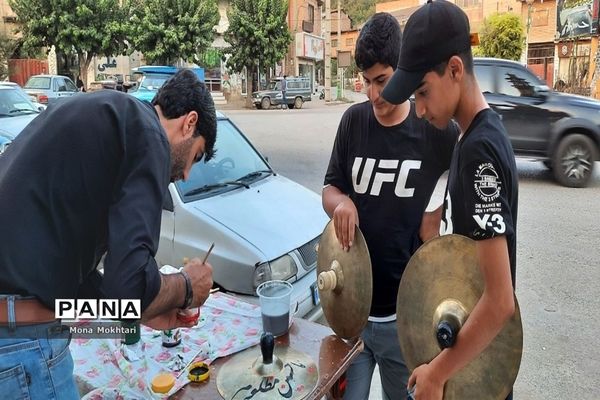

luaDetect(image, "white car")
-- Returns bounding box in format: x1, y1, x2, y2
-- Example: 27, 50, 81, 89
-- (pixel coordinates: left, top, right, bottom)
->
156, 112, 328, 321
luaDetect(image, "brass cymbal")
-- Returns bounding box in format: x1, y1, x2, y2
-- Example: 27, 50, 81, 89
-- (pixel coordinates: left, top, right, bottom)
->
217, 333, 319, 400
317, 220, 372, 339
397, 234, 523, 400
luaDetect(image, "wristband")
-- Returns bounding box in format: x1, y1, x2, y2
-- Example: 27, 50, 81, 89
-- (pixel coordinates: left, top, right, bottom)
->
179, 270, 194, 309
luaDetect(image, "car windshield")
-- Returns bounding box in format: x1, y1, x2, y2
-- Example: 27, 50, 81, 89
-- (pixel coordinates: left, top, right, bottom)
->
0, 89, 39, 117
175, 119, 272, 200
24, 77, 51, 90
139, 74, 170, 91
268, 81, 281, 90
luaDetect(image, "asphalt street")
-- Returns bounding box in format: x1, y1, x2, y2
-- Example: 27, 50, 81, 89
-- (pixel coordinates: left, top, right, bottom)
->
221, 96, 600, 399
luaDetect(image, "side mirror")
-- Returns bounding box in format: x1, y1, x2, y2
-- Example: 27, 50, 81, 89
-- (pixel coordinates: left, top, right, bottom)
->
534, 85, 550, 98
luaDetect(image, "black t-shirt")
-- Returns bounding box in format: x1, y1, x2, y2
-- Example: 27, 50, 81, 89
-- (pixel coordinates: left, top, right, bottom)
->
0, 91, 169, 310
440, 108, 518, 286
324, 101, 459, 317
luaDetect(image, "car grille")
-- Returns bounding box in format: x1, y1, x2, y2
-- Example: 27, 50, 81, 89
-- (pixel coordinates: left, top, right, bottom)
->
298, 236, 320, 269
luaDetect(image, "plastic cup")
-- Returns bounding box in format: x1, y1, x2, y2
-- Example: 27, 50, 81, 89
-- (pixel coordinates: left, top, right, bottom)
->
256, 280, 293, 337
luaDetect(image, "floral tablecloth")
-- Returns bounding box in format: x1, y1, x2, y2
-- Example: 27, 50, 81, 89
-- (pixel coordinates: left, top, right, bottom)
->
70, 292, 263, 399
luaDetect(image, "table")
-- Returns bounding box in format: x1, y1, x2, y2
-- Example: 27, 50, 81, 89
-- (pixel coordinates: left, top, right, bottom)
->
172, 318, 363, 399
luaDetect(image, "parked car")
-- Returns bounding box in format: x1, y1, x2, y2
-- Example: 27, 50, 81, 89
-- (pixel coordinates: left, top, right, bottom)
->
129, 66, 205, 102
0, 81, 46, 111
253, 77, 312, 110
87, 80, 118, 92
23, 74, 78, 105
156, 111, 328, 320
474, 57, 600, 187
0, 85, 41, 155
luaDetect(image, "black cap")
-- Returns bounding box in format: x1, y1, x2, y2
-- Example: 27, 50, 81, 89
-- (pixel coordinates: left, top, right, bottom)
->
382, 0, 471, 104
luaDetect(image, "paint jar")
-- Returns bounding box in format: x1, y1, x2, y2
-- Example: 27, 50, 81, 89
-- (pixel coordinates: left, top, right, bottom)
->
121, 320, 140, 345
161, 328, 181, 347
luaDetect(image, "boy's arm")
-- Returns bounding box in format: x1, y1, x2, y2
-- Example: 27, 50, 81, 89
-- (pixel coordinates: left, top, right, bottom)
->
419, 205, 443, 242
408, 235, 515, 399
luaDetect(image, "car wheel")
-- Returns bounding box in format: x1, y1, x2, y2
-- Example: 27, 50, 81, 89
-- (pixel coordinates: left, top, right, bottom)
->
552, 134, 598, 187
294, 97, 303, 109
261, 97, 270, 110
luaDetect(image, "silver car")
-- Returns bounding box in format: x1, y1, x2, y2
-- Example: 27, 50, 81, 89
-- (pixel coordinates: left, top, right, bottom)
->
156, 112, 327, 321
23, 74, 78, 105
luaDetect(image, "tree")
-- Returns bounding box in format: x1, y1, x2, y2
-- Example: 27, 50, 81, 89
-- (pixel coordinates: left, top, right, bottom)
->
0, 33, 17, 81
225, 0, 292, 108
478, 13, 525, 61
343, 0, 376, 26
9, 0, 130, 87
127, 0, 219, 66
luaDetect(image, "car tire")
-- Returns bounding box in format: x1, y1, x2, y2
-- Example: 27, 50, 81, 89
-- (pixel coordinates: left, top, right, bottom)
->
294, 97, 303, 109
261, 97, 270, 110
552, 134, 598, 187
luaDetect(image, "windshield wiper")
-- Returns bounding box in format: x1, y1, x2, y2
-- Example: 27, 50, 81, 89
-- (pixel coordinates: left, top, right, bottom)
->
9, 108, 37, 114
235, 170, 275, 182
184, 181, 249, 197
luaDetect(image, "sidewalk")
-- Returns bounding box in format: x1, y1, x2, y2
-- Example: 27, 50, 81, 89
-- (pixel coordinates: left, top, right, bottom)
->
215, 90, 368, 111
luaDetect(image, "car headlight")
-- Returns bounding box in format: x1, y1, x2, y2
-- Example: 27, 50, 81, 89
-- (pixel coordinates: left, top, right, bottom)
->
253, 255, 298, 290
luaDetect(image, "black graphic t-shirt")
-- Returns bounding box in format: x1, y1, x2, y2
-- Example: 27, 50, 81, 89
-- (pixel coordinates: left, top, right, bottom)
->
441, 108, 518, 286
324, 101, 459, 317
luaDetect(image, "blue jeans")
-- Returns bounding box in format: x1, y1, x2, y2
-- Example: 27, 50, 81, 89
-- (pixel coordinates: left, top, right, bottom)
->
0, 318, 79, 399
343, 320, 409, 400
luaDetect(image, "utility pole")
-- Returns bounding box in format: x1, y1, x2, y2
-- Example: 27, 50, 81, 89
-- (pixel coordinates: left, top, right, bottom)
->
337, 0, 341, 100
324, 0, 332, 101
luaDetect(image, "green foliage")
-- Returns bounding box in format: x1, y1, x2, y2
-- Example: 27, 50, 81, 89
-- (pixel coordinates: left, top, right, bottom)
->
224, 0, 292, 74
563, 0, 590, 9
9, 0, 130, 82
9, 0, 129, 58
343, 0, 376, 26
478, 13, 525, 61
0, 33, 17, 80
128, 0, 219, 65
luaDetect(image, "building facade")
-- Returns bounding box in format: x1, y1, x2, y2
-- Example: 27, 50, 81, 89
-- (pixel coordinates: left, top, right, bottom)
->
284, 0, 325, 90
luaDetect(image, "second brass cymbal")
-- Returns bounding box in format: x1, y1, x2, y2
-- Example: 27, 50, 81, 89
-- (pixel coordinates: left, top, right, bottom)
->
317, 220, 372, 339
397, 234, 523, 400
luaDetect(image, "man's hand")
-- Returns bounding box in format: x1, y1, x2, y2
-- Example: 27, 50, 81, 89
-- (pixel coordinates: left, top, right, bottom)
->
182, 258, 213, 308
332, 197, 359, 251
408, 363, 445, 400
143, 309, 199, 330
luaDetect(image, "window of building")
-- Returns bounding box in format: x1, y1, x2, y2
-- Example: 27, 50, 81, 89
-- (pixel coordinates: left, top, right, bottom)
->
308, 5, 314, 24
332, 39, 338, 48
346, 38, 353, 46
455, 0, 481, 8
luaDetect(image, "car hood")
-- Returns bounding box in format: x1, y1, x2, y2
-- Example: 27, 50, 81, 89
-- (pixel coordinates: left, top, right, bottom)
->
190, 174, 329, 260
130, 89, 156, 102
553, 92, 600, 109
0, 114, 39, 139
253, 89, 278, 97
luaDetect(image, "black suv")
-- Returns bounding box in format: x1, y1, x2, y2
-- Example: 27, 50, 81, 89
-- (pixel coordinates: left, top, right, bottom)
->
474, 57, 600, 187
